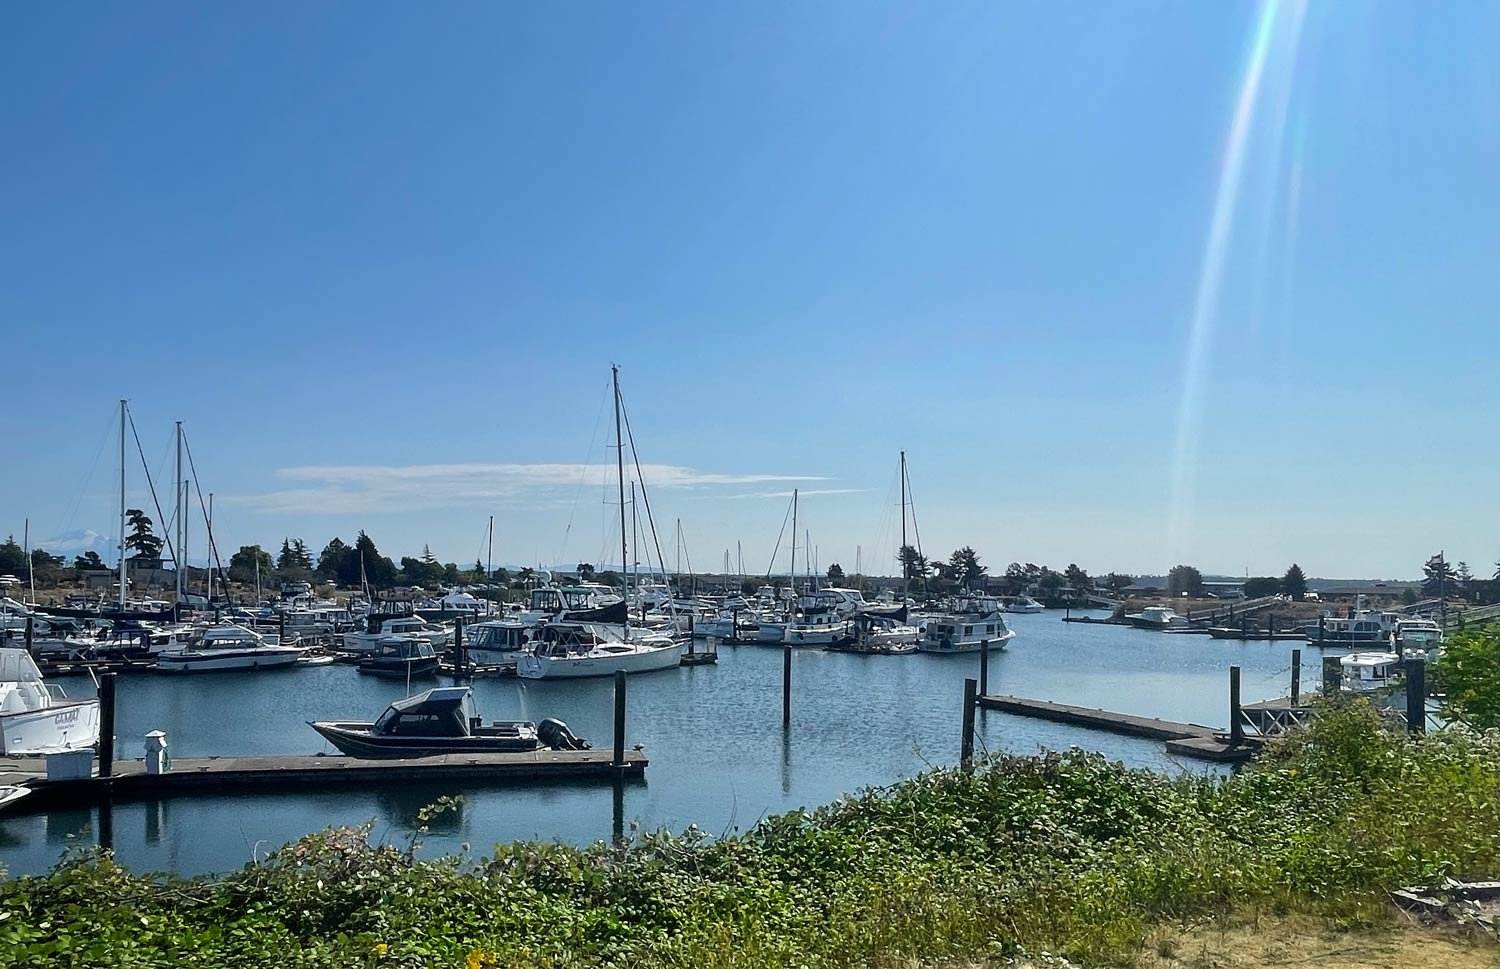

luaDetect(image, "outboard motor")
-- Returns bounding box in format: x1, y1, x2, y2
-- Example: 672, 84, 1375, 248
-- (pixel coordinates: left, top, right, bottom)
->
537, 718, 590, 751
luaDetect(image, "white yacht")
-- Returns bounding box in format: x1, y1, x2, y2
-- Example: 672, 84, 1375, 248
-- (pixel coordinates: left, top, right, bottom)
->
342, 616, 452, 654
1004, 595, 1046, 614
1339, 651, 1401, 692
516, 622, 683, 679
781, 615, 852, 647
1393, 618, 1443, 657
840, 615, 920, 654
1125, 606, 1188, 630
918, 610, 1014, 654
464, 617, 531, 664
155, 623, 304, 673
0, 648, 100, 754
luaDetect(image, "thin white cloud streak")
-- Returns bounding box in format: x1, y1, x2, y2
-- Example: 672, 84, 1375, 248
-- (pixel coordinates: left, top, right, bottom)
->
221, 463, 834, 515
716, 488, 870, 500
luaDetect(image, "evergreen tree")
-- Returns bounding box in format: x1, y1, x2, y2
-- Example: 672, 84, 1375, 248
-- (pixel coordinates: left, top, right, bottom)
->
826, 563, 845, 583
276, 539, 295, 571
1167, 565, 1203, 597
948, 546, 986, 590
1422, 554, 1458, 598
1281, 563, 1308, 600
124, 509, 164, 560
74, 551, 105, 571
291, 539, 313, 569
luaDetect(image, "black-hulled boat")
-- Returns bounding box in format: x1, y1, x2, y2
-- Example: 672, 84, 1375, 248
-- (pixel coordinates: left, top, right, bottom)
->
308, 686, 588, 758
356, 638, 439, 678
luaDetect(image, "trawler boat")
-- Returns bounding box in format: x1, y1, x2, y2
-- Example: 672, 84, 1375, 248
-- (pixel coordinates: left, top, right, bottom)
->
516, 622, 683, 679
0, 647, 100, 754
782, 615, 852, 647
465, 618, 531, 664
828, 614, 920, 654
342, 615, 452, 654
357, 638, 439, 678
155, 623, 304, 673
309, 686, 588, 758
1125, 606, 1188, 630
1339, 651, 1401, 692
515, 586, 628, 626
1306, 610, 1397, 646
918, 612, 1014, 654
1393, 618, 1443, 656
1004, 595, 1046, 614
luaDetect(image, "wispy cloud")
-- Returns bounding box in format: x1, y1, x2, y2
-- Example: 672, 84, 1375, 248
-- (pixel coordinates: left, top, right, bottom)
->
717, 488, 870, 500
222, 463, 833, 515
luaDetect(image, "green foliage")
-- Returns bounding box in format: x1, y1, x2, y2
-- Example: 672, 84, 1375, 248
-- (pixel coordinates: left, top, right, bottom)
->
0, 537, 25, 575
1282, 563, 1308, 600
228, 545, 273, 583
825, 563, 844, 583
123, 509, 163, 560
897, 545, 927, 583
1104, 572, 1133, 596
1167, 564, 1203, 597
73, 551, 105, 571
1063, 563, 1092, 592
1433, 627, 1500, 729
4, 704, 1498, 969
354, 532, 398, 588
947, 546, 986, 589
1243, 576, 1282, 598
1423, 553, 1458, 597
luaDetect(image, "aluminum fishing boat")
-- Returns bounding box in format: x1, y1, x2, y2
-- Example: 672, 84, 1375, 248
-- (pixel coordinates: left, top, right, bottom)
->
309, 686, 587, 758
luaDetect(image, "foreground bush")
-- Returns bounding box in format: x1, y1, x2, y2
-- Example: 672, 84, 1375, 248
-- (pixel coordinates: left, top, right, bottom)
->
2, 700, 1498, 967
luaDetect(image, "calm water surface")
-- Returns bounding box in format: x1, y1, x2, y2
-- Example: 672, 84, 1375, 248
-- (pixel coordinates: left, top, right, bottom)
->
0, 612, 1324, 876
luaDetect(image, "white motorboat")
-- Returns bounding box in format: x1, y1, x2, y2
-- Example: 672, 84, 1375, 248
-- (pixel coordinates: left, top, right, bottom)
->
155, 623, 304, 673
1125, 606, 1189, 630
0, 648, 100, 754
782, 616, 851, 647
918, 611, 1014, 654
0, 785, 30, 812
830, 615, 920, 654
1339, 651, 1401, 692
516, 622, 683, 679
464, 618, 531, 664
342, 616, 452, 654
1393, 618, 1444, 656
1004, 595, 1046, 614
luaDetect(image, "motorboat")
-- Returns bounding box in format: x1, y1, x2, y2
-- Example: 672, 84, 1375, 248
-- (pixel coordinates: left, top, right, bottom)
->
828, 614, 920, 654
918, 611, 1015, 654
0, 785, 30, 812
1393, 618, 1444, 656
357, 638, 439, 678
1305, 610, 1398, 647
1339, 651, 1401, 692
782, 615, 852, 648
155, 623, 304, 673
309, 686, 588, 758
342, 615, 452, 654
0, 647, 100, 754
1125, 606, 1188, 631
516, 622, 684, 679
1004, 595, 1046, 614
515, 586, 629, 627
464, 618, 531, 664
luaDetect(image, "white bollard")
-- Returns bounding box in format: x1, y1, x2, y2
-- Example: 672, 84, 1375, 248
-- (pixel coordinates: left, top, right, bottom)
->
144, 730, 170, 775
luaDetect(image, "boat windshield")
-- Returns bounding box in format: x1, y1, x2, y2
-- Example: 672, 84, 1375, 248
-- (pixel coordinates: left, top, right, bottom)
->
372, 689, 474, 737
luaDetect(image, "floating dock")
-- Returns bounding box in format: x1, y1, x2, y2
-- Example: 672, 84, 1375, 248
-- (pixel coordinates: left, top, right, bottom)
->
976, 694, 1256, 763
1, 749, 647, 810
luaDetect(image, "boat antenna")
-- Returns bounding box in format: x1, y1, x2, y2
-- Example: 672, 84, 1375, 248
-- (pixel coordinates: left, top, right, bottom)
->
612, 365, 630, 642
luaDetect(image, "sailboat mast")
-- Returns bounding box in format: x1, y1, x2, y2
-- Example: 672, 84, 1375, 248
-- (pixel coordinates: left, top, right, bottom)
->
23, 519, 33, 602
174, 422, 184, 607
790, 489, 797, 603
630, 482, 638, 598
900, 450, 908, 606
486, 515, 494, 580
611, 365, 629, 641
118, 399, 127, 610
206, 492, 214, 601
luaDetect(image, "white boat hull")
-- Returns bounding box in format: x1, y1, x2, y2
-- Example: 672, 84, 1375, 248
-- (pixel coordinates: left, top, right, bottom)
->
918, 627, 1015, 654
1, 699, 100, 754
155, 646, 304, 673
517, 642, 684, 679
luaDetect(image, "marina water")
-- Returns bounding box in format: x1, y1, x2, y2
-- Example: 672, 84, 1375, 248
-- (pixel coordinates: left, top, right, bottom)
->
0, 612, 1326, 876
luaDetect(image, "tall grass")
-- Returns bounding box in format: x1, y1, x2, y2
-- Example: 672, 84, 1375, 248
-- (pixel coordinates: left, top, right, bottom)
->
2, 699, 1498, 968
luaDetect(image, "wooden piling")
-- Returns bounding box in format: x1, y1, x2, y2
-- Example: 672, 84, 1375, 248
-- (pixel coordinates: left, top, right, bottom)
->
782, 645, 792, 728
278, 612, 286, 645
1405, 658, 1426, 735
454, 617, 466, 672
960, 678, 977, 768
612, 670, 627, 767
98, 673, 117, 778
1318, 616, 1325, 646
979, 640, 990, 697
24, 616, 34, 655
1290, 648, 1302, 705
1228, 666, 1243, 746
1321, 655, 1341, 693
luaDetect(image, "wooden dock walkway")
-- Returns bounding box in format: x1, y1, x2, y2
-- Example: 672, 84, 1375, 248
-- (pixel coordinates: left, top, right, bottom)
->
1, 749, 647, 810
976, 695, 1257, 763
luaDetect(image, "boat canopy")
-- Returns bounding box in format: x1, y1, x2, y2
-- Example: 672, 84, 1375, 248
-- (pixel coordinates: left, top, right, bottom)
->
372, 687, 477, 737
0, 648, 44, 684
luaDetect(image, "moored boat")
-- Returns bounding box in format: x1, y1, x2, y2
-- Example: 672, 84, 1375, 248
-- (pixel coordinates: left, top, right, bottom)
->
155, 623, 304, 673
517, 622, 684, 679
309, 686, 588, 758
357, 638, 439, 678
0, 647, 100, 754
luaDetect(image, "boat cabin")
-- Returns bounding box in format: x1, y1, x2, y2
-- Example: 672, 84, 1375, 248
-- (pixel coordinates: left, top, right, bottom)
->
372, 687, 479, 738
1339, 651, 1401, 691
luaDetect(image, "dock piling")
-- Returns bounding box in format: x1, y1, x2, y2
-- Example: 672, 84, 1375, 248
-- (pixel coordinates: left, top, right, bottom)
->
1321, 655, 1341, 693
1405, 658, 1426, 735
782, 645, 792, 728
1290, 648, 1302, 705
97, 672, 117, 777
612, 670, 627, 767
278, 613, 286, 645
979, 639, 989, 697
960, 678, 977, 768
24, 616, 34, 655
454, 617, 466, 673
1228, 666, 1243, 746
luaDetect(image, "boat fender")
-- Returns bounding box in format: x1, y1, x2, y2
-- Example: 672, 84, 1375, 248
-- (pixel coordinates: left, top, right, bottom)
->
537, 718, 590, 751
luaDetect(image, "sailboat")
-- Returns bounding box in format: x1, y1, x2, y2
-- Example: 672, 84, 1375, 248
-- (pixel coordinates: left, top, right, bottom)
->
517, 366, 684, 679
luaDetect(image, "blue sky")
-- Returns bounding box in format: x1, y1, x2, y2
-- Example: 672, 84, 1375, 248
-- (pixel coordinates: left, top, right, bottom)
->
3, 2, 1496, 580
